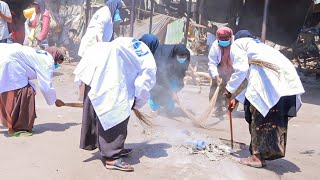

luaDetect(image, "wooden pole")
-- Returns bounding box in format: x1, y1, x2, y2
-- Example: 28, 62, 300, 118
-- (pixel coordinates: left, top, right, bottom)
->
261, 0, 270, 42
130, 0, 136, 37
149, 0, 154, 34
228, 99, 234, 149
184, 0, 192, 45
199, 0, 204, 25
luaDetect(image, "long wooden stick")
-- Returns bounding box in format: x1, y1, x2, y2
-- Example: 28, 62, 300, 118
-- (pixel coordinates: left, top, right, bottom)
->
228, 99, 234, 149
64, 103, 83, 108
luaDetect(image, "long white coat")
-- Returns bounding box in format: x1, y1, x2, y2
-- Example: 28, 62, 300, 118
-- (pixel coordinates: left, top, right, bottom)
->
226, 38, 305, 117
0, 43, 57, 105
78, 6, 114, 57
74, 37, 157, 131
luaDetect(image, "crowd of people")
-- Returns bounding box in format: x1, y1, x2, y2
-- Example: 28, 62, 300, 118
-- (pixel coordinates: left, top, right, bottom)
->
0, 0, 305, 172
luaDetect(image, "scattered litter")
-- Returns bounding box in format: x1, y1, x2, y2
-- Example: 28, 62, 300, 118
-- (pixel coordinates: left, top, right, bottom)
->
181, 138, 241, 161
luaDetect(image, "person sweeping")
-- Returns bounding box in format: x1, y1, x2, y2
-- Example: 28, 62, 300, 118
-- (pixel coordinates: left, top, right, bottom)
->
74, 35, 157, 172
225, 30, 305, 168
0, 44, 65, 137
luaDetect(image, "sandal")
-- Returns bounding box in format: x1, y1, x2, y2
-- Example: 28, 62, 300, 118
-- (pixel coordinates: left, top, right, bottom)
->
8, 131, 33, 137
120, 149, 133, 157
239, 156, 263, 168
105, 158, 134, 172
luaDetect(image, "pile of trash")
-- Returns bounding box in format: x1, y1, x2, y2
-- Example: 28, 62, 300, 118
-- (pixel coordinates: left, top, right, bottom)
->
180, 138, 242, 162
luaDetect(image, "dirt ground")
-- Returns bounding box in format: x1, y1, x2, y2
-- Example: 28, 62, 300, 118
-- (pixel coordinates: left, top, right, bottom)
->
0, 62, 320, 180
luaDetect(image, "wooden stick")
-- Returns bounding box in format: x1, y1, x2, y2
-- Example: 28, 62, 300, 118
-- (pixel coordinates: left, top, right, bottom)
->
63, 103, 83, 108
228, 99, 234, 150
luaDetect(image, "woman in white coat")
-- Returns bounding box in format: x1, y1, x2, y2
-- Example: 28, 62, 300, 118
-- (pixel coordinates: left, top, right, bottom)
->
208, 27, 234, 116
78, 0, 122, 57
75, 35, 158, 172
226, 30, 305, 168
0, 44, 65, 137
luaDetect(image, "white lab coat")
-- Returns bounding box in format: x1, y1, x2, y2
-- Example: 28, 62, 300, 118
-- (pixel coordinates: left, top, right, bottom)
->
226, 38, 305, 117
78, 6, 113, 57
74, 37, 157, 131
208, 40, 222, 78
0, 43, 57, 105
208, 36, 234, 78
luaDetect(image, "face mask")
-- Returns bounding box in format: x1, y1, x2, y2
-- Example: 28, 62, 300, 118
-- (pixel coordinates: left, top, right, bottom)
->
54, 64, 60, 69
218, 40, 231, 47
177, 58, 187, 64
113, 9, 122, 23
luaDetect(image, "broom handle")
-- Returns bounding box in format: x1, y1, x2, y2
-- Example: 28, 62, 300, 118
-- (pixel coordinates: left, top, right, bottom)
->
228, 99, 234, 149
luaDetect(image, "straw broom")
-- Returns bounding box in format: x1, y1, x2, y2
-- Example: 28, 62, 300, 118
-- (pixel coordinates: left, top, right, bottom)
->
177, 59, 280, 128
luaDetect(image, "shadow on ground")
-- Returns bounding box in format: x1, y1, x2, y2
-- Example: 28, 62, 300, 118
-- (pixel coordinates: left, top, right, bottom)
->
232, 145, 301, 175
32, 122, 80, 134
83, 141, 171, 166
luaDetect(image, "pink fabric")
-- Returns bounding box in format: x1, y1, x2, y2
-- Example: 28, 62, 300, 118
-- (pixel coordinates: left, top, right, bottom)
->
37, 10, 50, 41
216, 27, 234, 81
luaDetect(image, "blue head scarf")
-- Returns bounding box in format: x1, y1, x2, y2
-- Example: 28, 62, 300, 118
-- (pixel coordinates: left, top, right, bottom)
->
139, 34, 159, 55
234, 30, 256, 40
105, 0, 122, 19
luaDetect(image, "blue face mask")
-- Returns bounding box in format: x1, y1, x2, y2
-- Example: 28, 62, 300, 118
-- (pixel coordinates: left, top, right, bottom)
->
177, 58, 187, 64
113, 9, 122, 23
218, 40, 231, 47
54, 64, 60, 69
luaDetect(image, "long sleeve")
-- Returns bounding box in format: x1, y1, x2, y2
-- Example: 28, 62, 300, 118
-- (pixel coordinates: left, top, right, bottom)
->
95, 8, 112, 42
226, 43, 249, 94
22, 50, 57, 105
37, 11, 50, 41
36, 66, 57, 105
134, 54, 157, 109
208, 43, 220, 78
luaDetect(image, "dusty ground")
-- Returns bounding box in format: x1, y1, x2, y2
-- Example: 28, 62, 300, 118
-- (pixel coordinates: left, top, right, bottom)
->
0, 62, 320, 180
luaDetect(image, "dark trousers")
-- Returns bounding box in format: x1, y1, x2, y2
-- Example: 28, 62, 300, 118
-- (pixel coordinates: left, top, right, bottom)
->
0, 39, 7, 43
80, 85, 129, 160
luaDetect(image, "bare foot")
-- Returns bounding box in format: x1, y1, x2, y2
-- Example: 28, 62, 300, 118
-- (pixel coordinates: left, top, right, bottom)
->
239, 154, 265, 168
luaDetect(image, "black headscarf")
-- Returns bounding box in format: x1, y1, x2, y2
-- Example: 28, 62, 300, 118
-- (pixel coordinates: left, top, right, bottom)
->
234, 30, 256, 40
172, 44, 190, 58
139, 34, 159, 55
153, 44, 190, 90
105, 0, 122, 19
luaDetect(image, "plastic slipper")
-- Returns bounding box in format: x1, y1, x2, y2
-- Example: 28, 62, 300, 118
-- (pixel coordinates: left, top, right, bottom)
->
8, 131, 32, 137
120, 149, 133, 157
105, 158, 134, 172
19, 131, 33, 137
